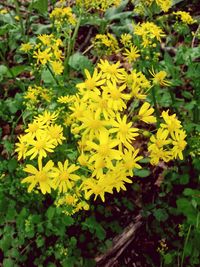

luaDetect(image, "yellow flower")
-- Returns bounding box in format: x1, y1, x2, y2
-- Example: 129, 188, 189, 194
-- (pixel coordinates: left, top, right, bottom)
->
25, 120, 45, 138
101, 80, 130, 111
76, 68, 105, 96
156, 0, 172, 12
120, 33, 132, 47
148, 128, 171, 151
109, 114, 139, 148
35, 111, 58, 125
15, 135, 28, 160
173, 11, 196, 25
47, 124, 65, 145
25, 131, 56, 160
57, 95, 75, 104
33, 48, 52, 65
22, 160, 56, 194
53, 160, 80, 193
97, 60, 126, 83
148, 146, 171, 165
87, 129, 121, 166
76, 110, 107, 139
149, 69, 171, 87
171, 130, 187, 160
38, 34, 53, 46
82, 178, 111, 202
89, 91, 115, 120
122, 148, 143, 176
123, 45, 140, 63
93, 33, 119, 55
160, 110, 182, 134
106, 164, 132, 192
138, 102, 156, 124
69, 101, 88, 121
20, 42, 33, 52
51, 60, 64, 75
134, 22, 165, 47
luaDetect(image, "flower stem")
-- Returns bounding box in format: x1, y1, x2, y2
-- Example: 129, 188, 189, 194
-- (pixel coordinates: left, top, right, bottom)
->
63, 16, 82, 78
180, 224, 192, 267
151, 86, 160, 127
13, 0, 26, 41
46, 64, 61, 87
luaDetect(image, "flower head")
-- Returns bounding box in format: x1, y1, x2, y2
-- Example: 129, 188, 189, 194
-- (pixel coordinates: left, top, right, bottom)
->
22, 160, 56, 194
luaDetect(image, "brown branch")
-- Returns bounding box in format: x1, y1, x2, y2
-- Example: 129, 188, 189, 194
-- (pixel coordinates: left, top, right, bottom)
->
95, 214, 142, 267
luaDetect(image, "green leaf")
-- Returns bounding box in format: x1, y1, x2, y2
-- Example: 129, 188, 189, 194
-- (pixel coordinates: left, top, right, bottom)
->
62, 216, 74, 226
0, 65, 8, 81
164, 253, 173, 264
105, 0, 129, 20
181, 91, 193, 99
0, 236, 12, 252
36, 236, 45, 248
153, 208, 169, 222
2, 140, 14, 154
7, 158, 18, 173
41, 68, 56, 84
46, 207, 55, 220
68, 53, 93, 74
134, 169, 150, 178
32, 0, 48, 14
3, 258, 14, 267
139, 157, 150, 163
180, 174, 189, 185
9, 65, 29, 77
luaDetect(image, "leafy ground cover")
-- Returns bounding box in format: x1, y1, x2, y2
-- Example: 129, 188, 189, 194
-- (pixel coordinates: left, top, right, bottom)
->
0, 0, 200, 266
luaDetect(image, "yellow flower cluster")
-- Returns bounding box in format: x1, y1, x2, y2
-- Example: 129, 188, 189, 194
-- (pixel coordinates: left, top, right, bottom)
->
49, 6, 76, 27
20, 42, 33, 53
93, 32, 141, 63
173, 11, 197, 25
155, 0, 172, 12
15, 111, 64, 161
134, 21, 165, 47
57, 59, 158, 202
23, 85, 53, 109
76, 0, 120, 11
148, 110, 187, 165
120, 33, 132, 47
132, 0, 172, 13
33, 34, 64, 75
93, 33, 119, 56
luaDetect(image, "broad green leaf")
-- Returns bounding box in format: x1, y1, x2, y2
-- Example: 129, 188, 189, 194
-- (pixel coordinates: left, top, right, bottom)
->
41, 68, 56, 84
32, 0, 48, 14
3, 258, 14, 267
68, 53, 93, 74
9, 65, 29, 77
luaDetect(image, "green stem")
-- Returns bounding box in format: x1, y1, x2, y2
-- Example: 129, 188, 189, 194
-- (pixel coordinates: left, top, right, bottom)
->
168, 88, 181, 117
63, 16, 82, 78
151, 86, 160, 127
11, 112, 23, 142
13, 0, 26, 41
46, 64, 61, 87
180, 224, 192, 267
